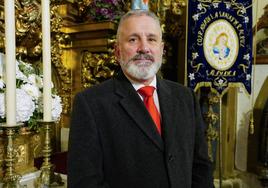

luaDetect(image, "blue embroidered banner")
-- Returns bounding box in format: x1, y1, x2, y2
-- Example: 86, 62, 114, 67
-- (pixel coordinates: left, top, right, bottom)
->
186, 0, 252, 96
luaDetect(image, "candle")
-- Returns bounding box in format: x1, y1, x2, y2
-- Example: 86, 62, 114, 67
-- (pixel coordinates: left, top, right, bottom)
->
4, 0, 16, 125
42, 0, 52, 121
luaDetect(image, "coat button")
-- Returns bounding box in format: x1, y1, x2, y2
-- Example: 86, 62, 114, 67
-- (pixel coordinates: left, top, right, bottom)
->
168, 154, 175, 162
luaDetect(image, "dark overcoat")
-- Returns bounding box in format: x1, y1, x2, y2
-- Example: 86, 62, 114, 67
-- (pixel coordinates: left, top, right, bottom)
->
68, 72, 213, 188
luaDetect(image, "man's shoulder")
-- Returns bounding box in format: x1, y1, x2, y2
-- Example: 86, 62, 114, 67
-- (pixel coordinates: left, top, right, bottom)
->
161, 79, 191, 93
159, 79, 195, 103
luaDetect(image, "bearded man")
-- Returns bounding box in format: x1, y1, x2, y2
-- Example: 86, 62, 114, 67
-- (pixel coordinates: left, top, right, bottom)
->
68, 10, 214, 188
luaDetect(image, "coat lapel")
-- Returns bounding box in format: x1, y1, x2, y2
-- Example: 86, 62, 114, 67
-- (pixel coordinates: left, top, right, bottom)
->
114, 72, 164, 151
157, 79, 184, 154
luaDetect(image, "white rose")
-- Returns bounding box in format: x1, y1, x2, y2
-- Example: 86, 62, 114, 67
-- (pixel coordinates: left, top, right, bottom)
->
0, 93, 5, 118
16, 61, 28, 81
35, 75, 43, 88
28, 74, 37, 85
52, 95, 62, 121
0, 79, 5, 89
21, 83, 40, 100
0, 53, 4, 77
16, 89, 35, 122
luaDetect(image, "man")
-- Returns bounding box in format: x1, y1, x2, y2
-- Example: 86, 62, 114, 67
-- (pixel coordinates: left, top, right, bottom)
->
68, 10, 213, 188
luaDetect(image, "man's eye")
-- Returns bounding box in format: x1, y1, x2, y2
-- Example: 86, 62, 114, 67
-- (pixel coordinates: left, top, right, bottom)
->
129, 38, 136, 42
148, 38, 157, 42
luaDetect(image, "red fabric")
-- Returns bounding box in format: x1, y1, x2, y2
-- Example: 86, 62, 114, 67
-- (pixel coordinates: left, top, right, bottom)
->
138, 86, 161, 135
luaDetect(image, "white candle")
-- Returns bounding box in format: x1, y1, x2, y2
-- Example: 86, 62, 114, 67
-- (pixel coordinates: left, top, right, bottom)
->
4, 0, 16, 125
42, 0, 52, 121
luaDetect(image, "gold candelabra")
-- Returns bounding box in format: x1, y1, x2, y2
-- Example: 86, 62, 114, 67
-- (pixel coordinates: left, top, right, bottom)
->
1, 123, 23, 188
36, 121, 64, 187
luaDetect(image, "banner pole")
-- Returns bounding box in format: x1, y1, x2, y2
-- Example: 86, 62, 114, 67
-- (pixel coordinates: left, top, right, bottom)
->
249, 0, 258, 135
218, 96, 222, 188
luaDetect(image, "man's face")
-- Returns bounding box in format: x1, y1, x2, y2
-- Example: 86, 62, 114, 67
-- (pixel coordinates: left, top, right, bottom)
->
115, 15, 164, 83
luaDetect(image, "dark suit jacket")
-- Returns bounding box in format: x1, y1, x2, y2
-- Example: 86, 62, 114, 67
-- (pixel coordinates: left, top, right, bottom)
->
68, 72, 213, 188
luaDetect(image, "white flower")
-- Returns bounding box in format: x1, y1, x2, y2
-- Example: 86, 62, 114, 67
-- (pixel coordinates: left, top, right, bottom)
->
0, 89, 35, 122
0, 79, 5, 89
52, 95, 62, 121
21, 83, 40, 100
16, 89, 35, 122
16, 67, 27, 82
34, 75, 43, 88
20, 61, 34, 72
0, 93, 5, 118
0, 52, 62, 129
0, 53, 4, 76
28, 74, 37, 85
28, 74, 44, 89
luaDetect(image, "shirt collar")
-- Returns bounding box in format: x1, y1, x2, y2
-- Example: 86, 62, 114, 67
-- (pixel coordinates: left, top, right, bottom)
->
131, 76, 157, 91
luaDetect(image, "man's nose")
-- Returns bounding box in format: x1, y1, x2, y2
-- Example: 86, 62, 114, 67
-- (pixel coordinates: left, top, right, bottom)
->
137, 41, 149, 54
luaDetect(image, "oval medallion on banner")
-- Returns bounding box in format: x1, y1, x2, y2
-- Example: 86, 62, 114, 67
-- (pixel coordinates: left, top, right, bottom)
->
204, 19, 239, 71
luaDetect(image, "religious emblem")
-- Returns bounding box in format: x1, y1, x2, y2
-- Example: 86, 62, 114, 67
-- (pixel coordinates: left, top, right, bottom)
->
187, 0, 253, 96
204, 19, 239, 71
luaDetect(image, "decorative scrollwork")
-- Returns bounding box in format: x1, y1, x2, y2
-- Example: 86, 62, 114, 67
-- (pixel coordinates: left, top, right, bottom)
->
81, 51, 118, 88
204, 91, 220, 162
0, 0, 71, 114
224, 0, 251, 17
51, 4, 72, 114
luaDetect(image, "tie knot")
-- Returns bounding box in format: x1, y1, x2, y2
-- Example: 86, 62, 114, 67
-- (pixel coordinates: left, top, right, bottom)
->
138, 86, 155, 97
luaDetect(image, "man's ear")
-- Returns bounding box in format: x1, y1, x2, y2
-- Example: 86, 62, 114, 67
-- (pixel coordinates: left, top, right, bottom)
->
161, 41, 165, 55
114, 43, 120, 60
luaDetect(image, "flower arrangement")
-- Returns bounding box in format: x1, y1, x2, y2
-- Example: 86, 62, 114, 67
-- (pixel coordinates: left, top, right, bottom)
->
0, 53, 62, 130
83, 0, 126, 22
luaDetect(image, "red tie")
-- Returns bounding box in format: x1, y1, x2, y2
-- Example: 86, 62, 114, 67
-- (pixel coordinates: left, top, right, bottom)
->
138, 86, 161, 135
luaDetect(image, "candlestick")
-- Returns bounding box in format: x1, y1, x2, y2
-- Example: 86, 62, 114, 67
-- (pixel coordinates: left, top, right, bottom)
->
36, 121, 64, 187
1, 123, 24, 188
4, 0, 16, 125
42, 0, 52, 121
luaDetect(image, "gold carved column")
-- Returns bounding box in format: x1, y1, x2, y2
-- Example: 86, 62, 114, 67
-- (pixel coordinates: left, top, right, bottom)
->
59, 5, 118, 128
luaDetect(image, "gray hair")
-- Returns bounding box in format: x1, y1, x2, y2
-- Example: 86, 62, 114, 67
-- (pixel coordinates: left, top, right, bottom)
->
116, 10, 162, 40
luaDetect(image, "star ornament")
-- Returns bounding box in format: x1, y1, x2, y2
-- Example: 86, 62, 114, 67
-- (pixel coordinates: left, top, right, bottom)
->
192, 52, 199, 60
188, 73, 195, 80
243, 53, 250, 61
197, 3, 203, 10
192, 14, 199, 21
212, 3, 219, 8
226, 3, 231, 9
218, 79, 224, 85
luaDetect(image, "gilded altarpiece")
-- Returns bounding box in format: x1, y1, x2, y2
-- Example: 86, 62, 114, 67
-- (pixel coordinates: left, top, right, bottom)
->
0, 0, 69, 177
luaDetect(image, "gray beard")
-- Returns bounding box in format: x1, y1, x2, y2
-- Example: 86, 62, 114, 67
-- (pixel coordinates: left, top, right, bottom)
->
120, 60, 161, 80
